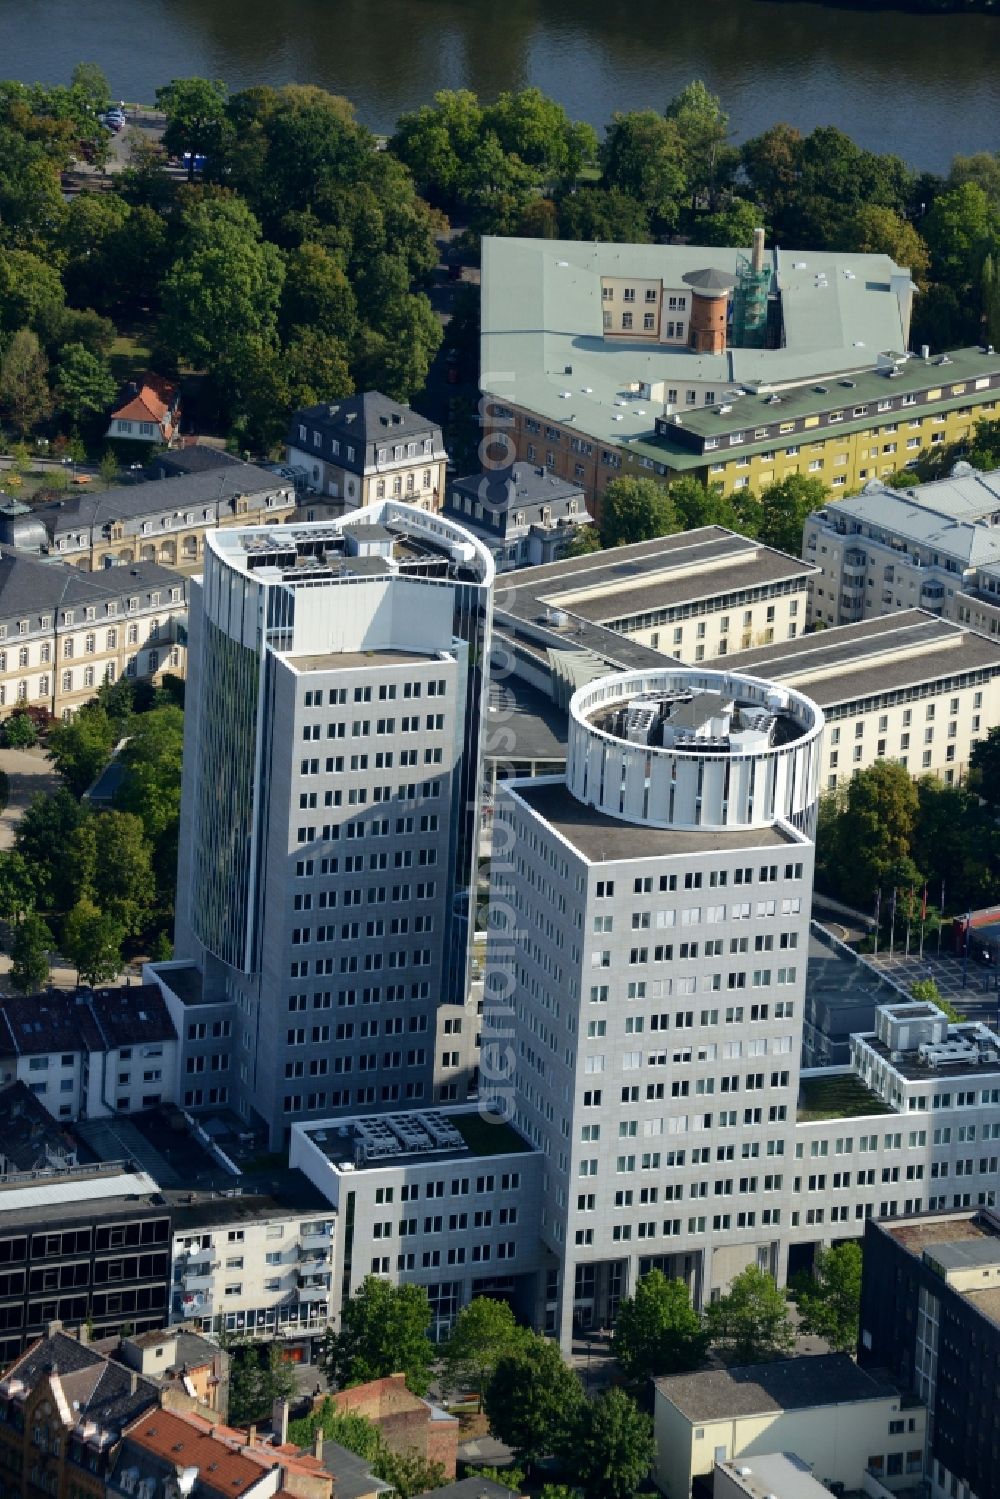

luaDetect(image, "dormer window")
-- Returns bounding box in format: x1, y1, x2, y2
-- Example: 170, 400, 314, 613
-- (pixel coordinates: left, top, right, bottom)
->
378, 448, 388, 464
298, 424, 306, 441
17, 620, 27, 635
331, 439, 340, 457
346, 445, 355, 462
312, 431, 321, 447
423, 439, 432, 454
394, 445, 403, 460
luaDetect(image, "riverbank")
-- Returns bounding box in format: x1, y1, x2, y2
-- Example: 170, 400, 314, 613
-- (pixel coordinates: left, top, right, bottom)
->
766, 0, 995, 11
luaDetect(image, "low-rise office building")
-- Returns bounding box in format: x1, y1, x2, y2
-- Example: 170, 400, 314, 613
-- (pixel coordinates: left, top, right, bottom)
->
482, 237, 1000, 510
288, 394, 447, 517
860, 1206, 1000, 1499
0, 465, 294, 574
444, 466, 590, 572
803, 466, 1000, 629
0, 550, 187, 720
494, 528, 816, 680
0, 1163, 170, 1363
290, 1105, 546, 1339
654, 1354, 925, 1499
724, 609, 1000, 789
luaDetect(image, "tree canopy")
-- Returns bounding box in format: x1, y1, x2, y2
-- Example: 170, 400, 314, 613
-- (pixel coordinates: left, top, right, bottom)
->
484, 1332, 584, 1465
612, 1270, 708, 1382
573, 1389, 655, 1499
704, 1266, 795, 1365
790, 1243, 863, 1353
319, 1277, 434, 1395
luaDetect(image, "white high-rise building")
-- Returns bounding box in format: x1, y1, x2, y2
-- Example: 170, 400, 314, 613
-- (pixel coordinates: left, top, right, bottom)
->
168, 503, 493, 1147
483, 666, 823, 1343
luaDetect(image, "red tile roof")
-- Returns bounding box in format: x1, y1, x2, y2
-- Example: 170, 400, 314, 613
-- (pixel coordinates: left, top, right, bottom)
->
110, 375, 180, 429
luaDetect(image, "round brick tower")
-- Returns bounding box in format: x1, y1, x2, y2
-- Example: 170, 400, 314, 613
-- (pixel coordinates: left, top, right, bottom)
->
682, 267, 736, 355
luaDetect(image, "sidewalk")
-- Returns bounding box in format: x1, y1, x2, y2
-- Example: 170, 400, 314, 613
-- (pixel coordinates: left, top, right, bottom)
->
0, 746, 60, 850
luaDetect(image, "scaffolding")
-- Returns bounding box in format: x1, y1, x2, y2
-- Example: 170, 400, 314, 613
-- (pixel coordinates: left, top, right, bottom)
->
732, 252, 770, 348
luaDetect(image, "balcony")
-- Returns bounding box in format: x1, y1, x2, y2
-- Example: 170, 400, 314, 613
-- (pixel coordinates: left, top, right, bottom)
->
297, 1282, 331, 1305
299, 1226, 333, 1251
177, 1289, 213, 1315
297, 1247, 329, 1269
182, 1264, 218, 1291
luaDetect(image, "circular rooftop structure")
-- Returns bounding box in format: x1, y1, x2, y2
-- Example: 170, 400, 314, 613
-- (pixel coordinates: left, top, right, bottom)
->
567, 668, 823, 832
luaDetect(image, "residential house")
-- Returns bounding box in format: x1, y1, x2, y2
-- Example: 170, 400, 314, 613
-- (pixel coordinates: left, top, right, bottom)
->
0, 986, 179, 1122
106, 377, 181, 446
444, 465, 590, 571
0, 1082, 80, 1175
287, 394, 446, 517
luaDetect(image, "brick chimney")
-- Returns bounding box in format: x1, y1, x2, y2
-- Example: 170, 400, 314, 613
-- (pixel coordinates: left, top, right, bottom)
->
313, 1427, 324, 1461
272, 1399, 289, 1446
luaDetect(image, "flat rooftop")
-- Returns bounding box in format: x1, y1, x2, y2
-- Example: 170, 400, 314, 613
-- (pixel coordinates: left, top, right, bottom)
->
511, 779, 797, 862
797, 1071, 893, 1121
720, 1453, 831, 1499
149, 963, 228, 1008
655, 1353, 891, 1421
300, 1108, 533, 1172
726, 611, 1000, 711
494, 529, 812, 677
481, 236, 911, 446
485, 674, 568, 764
169, 1174, 331, 1229
287, 649, 439, 672
860, 1022, 1000, 1081
888, 1213, 996, 1256
0, 1168, 163, 1225
564, 546, 815, 626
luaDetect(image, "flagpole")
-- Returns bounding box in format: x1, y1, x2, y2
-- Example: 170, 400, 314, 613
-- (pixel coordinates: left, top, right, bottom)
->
873, 889, 881, 959
905, 887, 912, 960
937, 879, 945, 957
889, 887, 897, 961
919, 882, 928, 961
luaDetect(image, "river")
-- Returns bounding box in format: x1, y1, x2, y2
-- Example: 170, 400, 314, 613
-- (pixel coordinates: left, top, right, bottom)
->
2, 0, 998, 173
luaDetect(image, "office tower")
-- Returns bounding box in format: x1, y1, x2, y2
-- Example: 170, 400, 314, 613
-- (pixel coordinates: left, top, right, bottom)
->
483, 666, 822, 1345
170, 503, 493, 1147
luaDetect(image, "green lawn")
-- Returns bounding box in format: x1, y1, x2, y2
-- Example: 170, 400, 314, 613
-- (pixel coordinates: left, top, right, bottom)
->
109, 328, 154, 384
797, 1072, 893, 1121
448, 1109, 532, 1156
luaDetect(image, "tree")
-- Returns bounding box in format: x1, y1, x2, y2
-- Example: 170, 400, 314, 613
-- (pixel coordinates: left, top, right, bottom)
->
970, 726, 1000, 809
665, 81, 734, 207
0, 850, 37, 924
601, 112, 686, 230
55, 342, 117, 427
14, 787, 84, 913
846, 205, 930, 285
115, 704, 185, 907
227, 1341, 297, 1427
47, 703, 118, 796
441, 1297, 529, 1404
911, 977, 964, 1024
70, 63, 111, 115
9, 910, 52, 994
156, 77, 228, 178
376, 1450, 447, 1499
570, 1388, 655, 1499
564, 526, 602, 558
756, 474, 827, 556
391, 90, 483, 205
484, 1332, 584, 1466
2, 711, 36, 748
159, 196, 285, 375
558, 187, 651, 245
791, 1242, 863, 1353
704, 1266, 794, 1365
834, 760, 921, 909
599, 477, 678, 548
923, 182, 998, 288
99, 448, 118, 484
484, 88, 597, 183
0, 327, 51, 435
69, 810, 154, 936
61, 896, 124, 986
696, 197, 764, 249
320, 1277, 434, 1395
612, 1270, 708, 1382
